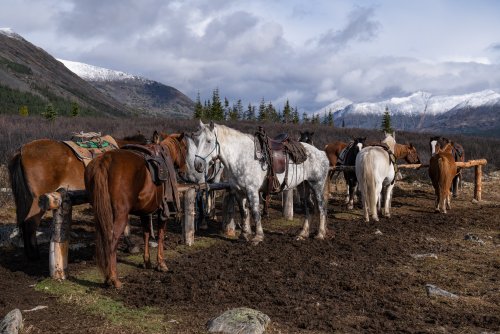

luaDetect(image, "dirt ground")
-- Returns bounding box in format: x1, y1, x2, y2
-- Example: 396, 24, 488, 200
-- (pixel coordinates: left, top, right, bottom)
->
0, 170, 499, 333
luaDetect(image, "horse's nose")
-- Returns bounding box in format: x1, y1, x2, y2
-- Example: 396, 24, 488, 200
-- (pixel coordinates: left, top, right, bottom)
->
194, 160, 204, 173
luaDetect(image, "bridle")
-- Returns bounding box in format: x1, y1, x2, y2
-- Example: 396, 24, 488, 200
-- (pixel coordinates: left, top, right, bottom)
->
194, 132, 222, 183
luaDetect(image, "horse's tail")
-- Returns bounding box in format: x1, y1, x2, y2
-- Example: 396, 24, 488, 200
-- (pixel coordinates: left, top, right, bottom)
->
8, 152, 39, 260
86, 158, 113, 279
361, 153, 378, 217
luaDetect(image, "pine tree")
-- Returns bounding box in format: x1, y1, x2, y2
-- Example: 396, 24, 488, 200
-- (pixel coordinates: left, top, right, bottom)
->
282, 99, 292, 123
302, 112, 310, 124
292, 107, 299, 124
327, 111, 334, 126
194, 92, 203, 119
246, 103, 255, 120
380, 106, 394, 133
258, 98, 266, 121
71, 102, 79, 117
43, 103, 57, 121
19, 105, 28, 116
224, 97, 230, 120
211, 88, 224, 120
236, 99, 243, 119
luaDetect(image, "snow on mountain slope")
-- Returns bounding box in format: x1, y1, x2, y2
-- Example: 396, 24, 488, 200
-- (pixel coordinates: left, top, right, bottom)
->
59, 59, 141, 82
0, 28, 24, 41
327, 90, 500, 117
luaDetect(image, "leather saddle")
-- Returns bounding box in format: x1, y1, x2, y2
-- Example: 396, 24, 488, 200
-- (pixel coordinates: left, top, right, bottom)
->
268, 133, 289, 173
121, 143, 180, 220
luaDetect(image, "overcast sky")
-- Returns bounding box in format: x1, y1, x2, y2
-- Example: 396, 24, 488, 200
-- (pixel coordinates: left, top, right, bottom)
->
2, 0, 500, 112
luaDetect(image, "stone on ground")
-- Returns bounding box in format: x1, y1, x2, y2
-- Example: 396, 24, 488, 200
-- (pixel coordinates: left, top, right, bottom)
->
0, 309, 23, 334
207, 307, 270, 334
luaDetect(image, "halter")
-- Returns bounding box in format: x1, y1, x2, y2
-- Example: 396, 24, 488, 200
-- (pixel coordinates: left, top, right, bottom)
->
194, 131, 220, 179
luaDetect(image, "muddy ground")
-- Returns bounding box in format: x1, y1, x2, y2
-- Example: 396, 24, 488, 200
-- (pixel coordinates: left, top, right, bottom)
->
0, 171, 499, 333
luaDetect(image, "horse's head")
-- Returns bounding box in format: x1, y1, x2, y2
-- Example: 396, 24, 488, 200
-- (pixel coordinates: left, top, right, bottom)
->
382, 133, 396, 153
191, 120, 220, 175
405, 143, 421, 164
429, 136, 449, 155
436, 142, 454, 154
160, 132, 187, 176
299, 130, 314, 145
353, 137, 367, 152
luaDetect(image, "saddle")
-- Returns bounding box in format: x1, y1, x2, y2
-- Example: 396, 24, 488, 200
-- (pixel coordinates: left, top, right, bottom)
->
63, 133, 119, 166
254, 127, 308, 214
337, 142, 355, 166
122, 144, 180, 220
368, 143, 398, 184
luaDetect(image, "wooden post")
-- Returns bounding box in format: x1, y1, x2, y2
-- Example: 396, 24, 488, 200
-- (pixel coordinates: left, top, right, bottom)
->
474, 164, 482, 201
183, 187, 196, 246
283, 189, 294, 221
222, 193, 236, 237
49, 188, 72, 280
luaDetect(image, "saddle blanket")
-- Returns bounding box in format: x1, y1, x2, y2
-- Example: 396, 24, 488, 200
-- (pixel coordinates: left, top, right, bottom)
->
63, 134, 118, 166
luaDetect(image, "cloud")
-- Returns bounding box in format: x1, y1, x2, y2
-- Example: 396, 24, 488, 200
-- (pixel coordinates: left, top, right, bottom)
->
487, 43, 500, 52
316, 6, 381, 51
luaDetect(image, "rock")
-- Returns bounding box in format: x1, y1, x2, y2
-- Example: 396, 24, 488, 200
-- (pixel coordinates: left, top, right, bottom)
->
374, 229, 383, 235
0, 309, 23, 334
425, 284, 458, 299
207, 307, 270, 334
148, 240, 158, 248
411, 253, 438, 259
464, 233, 485, 245
22, 305, 48, 312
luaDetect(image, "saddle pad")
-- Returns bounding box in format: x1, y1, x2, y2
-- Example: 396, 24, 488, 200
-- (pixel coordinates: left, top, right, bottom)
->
63, 135, 118, 166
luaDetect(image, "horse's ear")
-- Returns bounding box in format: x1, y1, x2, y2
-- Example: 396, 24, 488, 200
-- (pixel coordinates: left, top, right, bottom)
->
178, 132, 185, 141
409, 143, 414, 148
198, 119, 205, 128
310, 132, 314, 136
299, 131, 304, 135
153, 130, 161, 144
209, 120, 215, 131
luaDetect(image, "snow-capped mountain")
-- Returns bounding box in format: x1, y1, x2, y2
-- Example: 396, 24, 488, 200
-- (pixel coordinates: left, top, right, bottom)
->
0, 27, 24, 41
59, 59, 139, 82
319, 90, 500, 136
60, 59, 193, 118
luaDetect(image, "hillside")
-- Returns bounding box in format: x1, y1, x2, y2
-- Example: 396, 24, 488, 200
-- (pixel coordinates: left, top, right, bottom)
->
0, 28, 132, 117
59, 60, 194, 119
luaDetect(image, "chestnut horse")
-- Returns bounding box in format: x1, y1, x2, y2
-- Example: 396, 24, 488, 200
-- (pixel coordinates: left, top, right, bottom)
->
394, 143, 420, 164
85, 132, 180, 288
429, 136, 465, 197
8, 133, 148, 260
324, 141, 348, 193
428, 143, 457, 213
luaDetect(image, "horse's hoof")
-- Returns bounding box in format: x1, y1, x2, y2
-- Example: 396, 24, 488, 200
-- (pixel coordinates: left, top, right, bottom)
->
347, 204, 354, 210
314, 233, 325, 240
251, 235, 264, 245
105, 278, 122, 289
142, 261, 152, 269
434, 209, 440, 213
156, 262, 169, 272
225, 229, 236, 238
295, 235, 306, 241
199, 223, 208, 230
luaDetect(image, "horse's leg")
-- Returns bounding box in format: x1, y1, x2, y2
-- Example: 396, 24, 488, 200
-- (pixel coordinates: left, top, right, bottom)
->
371, 183, 383, 222
248, 190, 264, 245
452, 173, 460, 198
297, 183, 311, 240
156, 217, 168, 272
238, 196, 252, 241
312, 182, 328, 240
382, 184, 395, 218
343, 172, 350, 204
108, 214, 129, 289
446, 192, 452, 210
140, 215, 152, 269
347, 178, 355, 210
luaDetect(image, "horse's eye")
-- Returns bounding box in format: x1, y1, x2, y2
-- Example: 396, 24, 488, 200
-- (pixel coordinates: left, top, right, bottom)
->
207, 139, 212, 144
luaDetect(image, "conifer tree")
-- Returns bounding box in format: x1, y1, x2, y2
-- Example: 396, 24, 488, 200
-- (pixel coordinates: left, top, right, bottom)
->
282, 99, 292, 123
194, 92, 203, 119
246, 103, 255, 120
71, 102, 79, 117
258, 98, 266, 121
292, 107, 299, 124
380, 106, 394, 133
236, 99, 243, 119
302, 112, 310, 124
327, 111, 334, 126
211, 88, 224, 120
43, 103, 57, 121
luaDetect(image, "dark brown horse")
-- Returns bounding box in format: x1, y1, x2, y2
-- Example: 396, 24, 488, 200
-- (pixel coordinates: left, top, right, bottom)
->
394, 143, 421, 164
429, 143, 457, 213
85, 132, 181, 288
430, 136, 465, 197
8, 133, 148, 260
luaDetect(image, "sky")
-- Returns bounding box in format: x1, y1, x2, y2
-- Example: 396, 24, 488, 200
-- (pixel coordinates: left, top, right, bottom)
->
2, 0, 500, 113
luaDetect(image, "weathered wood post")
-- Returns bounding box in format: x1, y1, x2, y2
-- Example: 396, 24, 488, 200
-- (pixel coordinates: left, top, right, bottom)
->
474, 164, 482, 201
283, 189, 294, 221
45, 189, 72, 280
183, 187, 196, 246
222, 192, 236, 237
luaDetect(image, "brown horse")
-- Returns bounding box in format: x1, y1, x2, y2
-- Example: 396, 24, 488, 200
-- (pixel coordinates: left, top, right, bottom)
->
428, 143, 457, 213
8, 133, 148, 260
324, 141, 348, 193
430, 136, 465, 197
394, 143, 421, 164
85, 132, 181, 288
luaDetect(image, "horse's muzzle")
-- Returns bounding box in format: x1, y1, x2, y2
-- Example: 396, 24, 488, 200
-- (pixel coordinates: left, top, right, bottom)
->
194, 160, 205, 173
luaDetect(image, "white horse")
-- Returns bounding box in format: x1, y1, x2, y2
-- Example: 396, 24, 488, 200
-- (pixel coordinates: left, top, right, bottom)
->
189, 121, 330, 244
355, 132, 397, 222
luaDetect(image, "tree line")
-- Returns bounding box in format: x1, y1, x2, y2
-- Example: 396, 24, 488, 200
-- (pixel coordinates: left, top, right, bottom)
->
193, 88, 336, 126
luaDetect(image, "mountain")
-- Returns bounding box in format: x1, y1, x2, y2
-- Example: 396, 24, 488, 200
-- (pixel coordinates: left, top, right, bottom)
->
0, 28, 131, 116
319, 90, 500, 137
59, 60, 194, 119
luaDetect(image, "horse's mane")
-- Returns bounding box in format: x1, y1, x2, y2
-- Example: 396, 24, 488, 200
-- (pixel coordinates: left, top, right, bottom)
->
214, 124, 254, 141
